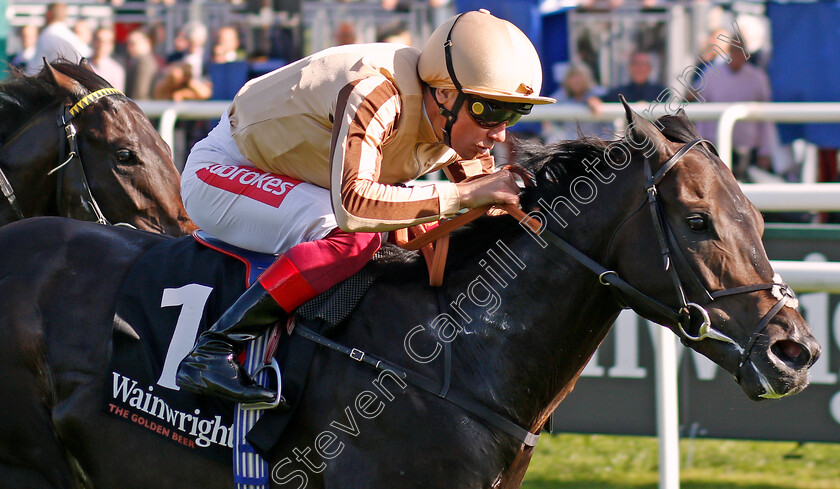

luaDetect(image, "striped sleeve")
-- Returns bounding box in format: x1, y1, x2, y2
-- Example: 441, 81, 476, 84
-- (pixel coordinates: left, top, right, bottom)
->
443, 155, 496, 183
330, 77, 461, 232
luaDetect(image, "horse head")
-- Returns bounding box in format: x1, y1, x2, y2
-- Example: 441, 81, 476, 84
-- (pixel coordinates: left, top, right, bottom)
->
0, 60, 195, 235
604, 98, 820, 401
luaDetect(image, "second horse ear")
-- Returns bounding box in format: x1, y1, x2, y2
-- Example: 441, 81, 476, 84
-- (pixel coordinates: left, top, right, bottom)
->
44, 60, 83, 97
620, 94, 669, 164
79, 58, 94, 72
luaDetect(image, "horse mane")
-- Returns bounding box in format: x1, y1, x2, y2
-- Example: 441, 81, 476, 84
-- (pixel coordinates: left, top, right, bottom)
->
444, 113, 713, 268
373, 114, 709, 280
0, 61, 110, 145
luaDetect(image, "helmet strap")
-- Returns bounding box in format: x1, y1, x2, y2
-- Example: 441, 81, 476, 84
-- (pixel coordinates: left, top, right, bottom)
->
432, 12, 467, 148
430, 87, 465, 148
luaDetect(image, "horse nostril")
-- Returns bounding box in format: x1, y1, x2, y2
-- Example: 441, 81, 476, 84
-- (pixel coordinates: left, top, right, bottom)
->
770, 340, 811, 370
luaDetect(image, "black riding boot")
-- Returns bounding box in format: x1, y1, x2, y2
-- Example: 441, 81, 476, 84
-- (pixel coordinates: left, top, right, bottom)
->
175, 282, 283, 404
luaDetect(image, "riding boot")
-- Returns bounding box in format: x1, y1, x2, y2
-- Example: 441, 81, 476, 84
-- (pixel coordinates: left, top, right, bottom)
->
175, 254, 317, 404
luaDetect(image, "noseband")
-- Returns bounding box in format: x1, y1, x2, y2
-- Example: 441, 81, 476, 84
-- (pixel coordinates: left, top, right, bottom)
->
526, 138, 798, 371
0, 87, 123, 224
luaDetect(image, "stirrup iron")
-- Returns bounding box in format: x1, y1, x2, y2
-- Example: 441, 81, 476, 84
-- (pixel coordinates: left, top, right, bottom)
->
241, 358, 284, 411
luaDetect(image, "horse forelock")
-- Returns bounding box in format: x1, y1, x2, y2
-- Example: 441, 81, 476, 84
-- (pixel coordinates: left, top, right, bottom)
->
656, 113, 719, 163
0, 61, 110, 144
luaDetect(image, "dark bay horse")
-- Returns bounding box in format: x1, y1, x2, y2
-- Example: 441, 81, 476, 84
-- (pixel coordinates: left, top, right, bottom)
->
0, 60, 195, 235
0, 102, 820, 488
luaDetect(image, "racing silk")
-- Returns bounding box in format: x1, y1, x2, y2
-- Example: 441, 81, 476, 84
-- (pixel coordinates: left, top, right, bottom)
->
227, 43, 491, 232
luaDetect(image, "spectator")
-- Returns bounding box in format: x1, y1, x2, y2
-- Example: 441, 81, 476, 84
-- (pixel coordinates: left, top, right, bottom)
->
166, 29, 190, 64
153, 59, 214, 167
589, 51, 666, 112
73, 18, 94, 49
333, 22, 358, 46
686, 28, 729, 100
211, 26, 246, 64
26, 2, 92, 75
89, 26, 126, 91
376, 20, 412, 45
124, 29, 159, 100
693, 43, 778, 182
10, 25, 39, 71
542, 63, 609, 143
167, 22, 209, 80
381, 0, 449, 15
153, 61, 212, 101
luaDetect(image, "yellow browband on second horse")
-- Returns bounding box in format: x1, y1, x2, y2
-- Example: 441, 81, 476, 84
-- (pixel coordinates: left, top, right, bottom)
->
68, 87, 123, 118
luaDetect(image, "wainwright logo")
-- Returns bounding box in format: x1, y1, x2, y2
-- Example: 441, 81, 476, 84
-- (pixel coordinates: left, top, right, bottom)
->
108, 371, 233, 450
196, 164, 303, 208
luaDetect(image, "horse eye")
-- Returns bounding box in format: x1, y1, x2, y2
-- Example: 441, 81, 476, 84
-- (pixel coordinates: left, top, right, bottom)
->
687, 214, 708, 231
116, 149, 134, 163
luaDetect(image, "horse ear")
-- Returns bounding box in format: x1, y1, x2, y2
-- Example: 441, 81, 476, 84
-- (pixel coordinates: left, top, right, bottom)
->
674, 106, 702, 134
620, 94, 668, 164
43, 60, 81, 95
79, 58, 94, 72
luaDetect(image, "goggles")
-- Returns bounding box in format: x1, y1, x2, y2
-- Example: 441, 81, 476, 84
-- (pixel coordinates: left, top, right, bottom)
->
466, 96, 533, 128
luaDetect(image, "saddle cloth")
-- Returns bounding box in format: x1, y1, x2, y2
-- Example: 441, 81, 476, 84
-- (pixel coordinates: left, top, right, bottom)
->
191, 230, 410, 458
103, 232, 403, 463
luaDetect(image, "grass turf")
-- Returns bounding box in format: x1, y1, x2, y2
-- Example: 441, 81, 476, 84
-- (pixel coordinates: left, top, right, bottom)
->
521, 433, 840, 489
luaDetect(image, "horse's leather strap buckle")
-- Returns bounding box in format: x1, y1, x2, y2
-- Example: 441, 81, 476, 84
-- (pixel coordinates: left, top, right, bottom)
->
350, 348, 365, 362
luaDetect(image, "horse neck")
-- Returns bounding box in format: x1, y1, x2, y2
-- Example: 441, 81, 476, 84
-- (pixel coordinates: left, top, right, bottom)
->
444, 155, 647, 430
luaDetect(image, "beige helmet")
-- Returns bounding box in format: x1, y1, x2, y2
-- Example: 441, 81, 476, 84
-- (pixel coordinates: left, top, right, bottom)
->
418, 10, 555, 105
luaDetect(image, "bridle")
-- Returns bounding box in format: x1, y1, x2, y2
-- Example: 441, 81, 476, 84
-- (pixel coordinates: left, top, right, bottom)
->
281, 138, 801, 451
525, 138, 799, 373
0, 87, 123, 224
53, 87, 124, 225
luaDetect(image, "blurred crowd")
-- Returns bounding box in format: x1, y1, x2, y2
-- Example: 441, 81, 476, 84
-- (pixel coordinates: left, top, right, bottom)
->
7, 1, 443, 104
6, 1, 838, 223
9, 3, 233, 102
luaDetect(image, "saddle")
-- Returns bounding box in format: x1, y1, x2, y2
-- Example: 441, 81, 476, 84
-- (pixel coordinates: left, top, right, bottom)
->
101, 198, 542, 483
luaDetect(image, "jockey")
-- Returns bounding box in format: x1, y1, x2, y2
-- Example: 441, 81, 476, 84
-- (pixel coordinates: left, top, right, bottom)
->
176, 10, 555, 404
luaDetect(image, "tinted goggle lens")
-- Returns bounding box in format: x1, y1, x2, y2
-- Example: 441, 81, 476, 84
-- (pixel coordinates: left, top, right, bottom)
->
467, 97, 532, 128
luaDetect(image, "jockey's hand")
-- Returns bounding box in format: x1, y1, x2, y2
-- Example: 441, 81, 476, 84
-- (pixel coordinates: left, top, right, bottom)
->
456, 169, 520, 209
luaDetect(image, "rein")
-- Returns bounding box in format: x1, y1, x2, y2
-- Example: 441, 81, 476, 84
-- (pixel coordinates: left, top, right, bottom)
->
282, 139, 798, 451
0, 87, 122, 223
516, 138, 798, 372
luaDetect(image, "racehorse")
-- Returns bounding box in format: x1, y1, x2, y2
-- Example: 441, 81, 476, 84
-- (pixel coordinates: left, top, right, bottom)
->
0, 101, 820, 488
0, 60, 195, 235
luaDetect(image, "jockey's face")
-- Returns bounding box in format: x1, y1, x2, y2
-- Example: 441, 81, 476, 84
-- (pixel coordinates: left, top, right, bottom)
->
433, 88, 508, 160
